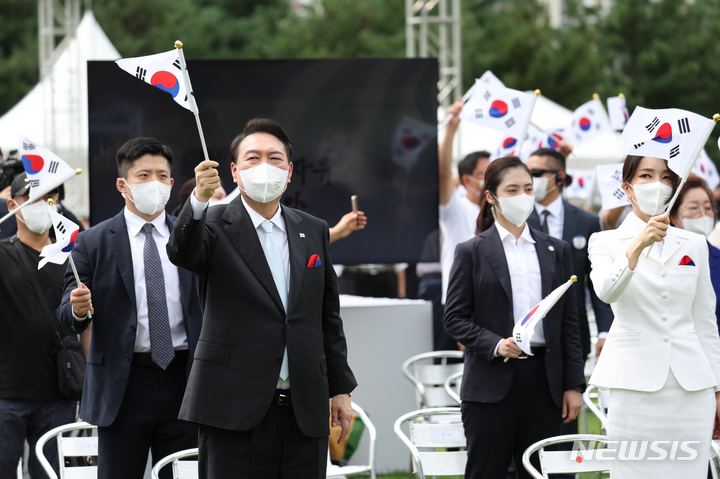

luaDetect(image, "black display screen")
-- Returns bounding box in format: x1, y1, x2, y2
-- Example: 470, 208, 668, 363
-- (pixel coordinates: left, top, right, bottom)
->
88, 58, 439, 264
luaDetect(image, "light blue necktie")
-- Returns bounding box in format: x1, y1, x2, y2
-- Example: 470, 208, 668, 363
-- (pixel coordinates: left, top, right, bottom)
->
260, 220, 289, 380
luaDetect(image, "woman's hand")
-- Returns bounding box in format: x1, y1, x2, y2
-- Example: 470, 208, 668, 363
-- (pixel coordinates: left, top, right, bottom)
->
498, 337, 522, 359
627, 213, 669, 270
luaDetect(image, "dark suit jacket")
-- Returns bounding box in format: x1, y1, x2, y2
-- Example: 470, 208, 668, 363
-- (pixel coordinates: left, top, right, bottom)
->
708, 241, 720, 334
57, 211, 203, 427
527, 201, 614, 357
0, 199, 18, 240
166, 197, 357, 438
443, 224, 586, 407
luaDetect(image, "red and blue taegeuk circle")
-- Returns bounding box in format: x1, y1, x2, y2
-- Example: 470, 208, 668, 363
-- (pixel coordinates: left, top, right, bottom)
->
489, 100, 509, 118
503, 137, 517, 149
21, 154, 44, 174
151, 71, 180, 98
61, 229, 79, 253
652, 123, 673, 144
402, 136, 420, 149
579, 117, 591, 131
548, 133, 564, 150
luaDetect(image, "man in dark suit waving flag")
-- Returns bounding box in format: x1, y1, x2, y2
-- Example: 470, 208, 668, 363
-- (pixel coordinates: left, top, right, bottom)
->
168, 118, 357, 479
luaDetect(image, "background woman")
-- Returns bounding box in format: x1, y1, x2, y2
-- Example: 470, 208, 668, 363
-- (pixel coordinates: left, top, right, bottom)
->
444, 156, 585, 479
588, 156, 720, 478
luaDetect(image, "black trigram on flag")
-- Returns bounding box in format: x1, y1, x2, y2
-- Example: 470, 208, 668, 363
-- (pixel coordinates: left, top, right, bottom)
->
135, 67, 147, 81
505, 118, 516, 128
56, 221, 66, 235
483, 90, 491, 101
670, 145, 680, 158
22, 142, 35, 150
173, 59, 181, 70
646, 117, 660, 133
588, 108, 595, 115
678, 117, 690, 134
475, 109, 484, 119
515, 332, 522, 342
29, 180, 39, 188
512, 98, 521, 108
611, 170, 622, 181
48, 161, 59, 174
612, 188, 625, 200
633, 142, 645, 149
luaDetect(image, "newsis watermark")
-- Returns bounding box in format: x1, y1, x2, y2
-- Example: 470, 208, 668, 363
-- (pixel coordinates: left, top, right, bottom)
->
570, 440, 702, 463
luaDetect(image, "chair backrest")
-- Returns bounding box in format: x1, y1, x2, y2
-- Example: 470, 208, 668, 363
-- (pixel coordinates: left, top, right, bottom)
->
35, 421, 98, 479
443, 371, 462, 405
401, 351, 464, 408
710, 440, 720, 479
151, 449, 199, 479
522, 434, 610, 479
394, 407, 466, 479
582, 385, 609, 433
326, 401, 377, 479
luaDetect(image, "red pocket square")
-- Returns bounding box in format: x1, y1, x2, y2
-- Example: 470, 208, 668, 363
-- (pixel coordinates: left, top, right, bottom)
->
307, 254, 322, 268
679, 255, 695, 266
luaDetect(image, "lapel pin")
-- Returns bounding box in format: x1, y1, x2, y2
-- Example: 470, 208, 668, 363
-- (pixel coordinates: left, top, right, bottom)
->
548, 245, 555, 252
299, 233, 305, 238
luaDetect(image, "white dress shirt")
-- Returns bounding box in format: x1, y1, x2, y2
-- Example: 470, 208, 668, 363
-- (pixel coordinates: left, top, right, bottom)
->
493, 221, 544, 356
534, 196, 564, 240
123, 208, 187, 352
191, 190, 292, 388
440, 188, 481, 304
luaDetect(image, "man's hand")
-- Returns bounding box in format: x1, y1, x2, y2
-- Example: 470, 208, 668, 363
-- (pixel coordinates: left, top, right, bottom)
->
562, 389, 582, 423
595, 338, 606, 359
194, 160, 220, 202
331, 393, 353, 444
70, 282, 94, 318
329, 211, 367, 244
558, 140, 574, 159
446, 97, 464, 128
497, 337, 522, 359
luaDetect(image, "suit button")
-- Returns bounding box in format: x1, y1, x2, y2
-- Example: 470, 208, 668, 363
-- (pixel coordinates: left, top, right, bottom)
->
660, 271, 667, 277
663, 336, 669, 342
661, 292, 668, 298
285, 321, 290, 329
276, 356, 283, 363
661, 315, 668, 321
125, 353, 132, 361
130, 324, 136, 331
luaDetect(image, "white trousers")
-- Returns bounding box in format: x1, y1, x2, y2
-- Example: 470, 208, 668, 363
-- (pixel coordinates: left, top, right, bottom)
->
607, 370, 715, 479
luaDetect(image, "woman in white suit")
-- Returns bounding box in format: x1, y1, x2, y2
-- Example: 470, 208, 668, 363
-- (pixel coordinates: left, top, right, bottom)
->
588, 155, 720, 478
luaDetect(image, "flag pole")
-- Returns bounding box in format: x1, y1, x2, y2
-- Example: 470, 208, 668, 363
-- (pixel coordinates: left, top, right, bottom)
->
514, 90, 540, 155
438, 82, 479, 131
644, 113, 720, 258
174, 41, 210, 163
0, 168, 82, 225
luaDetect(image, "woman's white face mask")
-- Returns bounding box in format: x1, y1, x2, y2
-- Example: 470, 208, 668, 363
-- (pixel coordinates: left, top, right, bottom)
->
13, 199, 52, 234
494, 193, 536, 227
629, 181, 673, 216
682, 216, 714, 237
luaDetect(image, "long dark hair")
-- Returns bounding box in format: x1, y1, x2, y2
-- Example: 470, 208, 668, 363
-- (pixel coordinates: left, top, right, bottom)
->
622, 155, 680, 194
477, 156, 532, 233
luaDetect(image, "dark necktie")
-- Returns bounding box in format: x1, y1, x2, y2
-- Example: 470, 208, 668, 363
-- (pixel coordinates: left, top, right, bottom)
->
142, 223, 174, 369
541, 210, 551, 235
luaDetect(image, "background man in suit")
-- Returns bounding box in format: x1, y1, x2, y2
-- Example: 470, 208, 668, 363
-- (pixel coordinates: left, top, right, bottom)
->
167, 118, 357, 479
57, 137, 203, 479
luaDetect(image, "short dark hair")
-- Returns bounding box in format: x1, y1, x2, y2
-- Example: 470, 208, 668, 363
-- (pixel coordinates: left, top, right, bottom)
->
477, 156, 531, 233
457, 151, 490, 178
529, 147, 573, 190
622, 154, 680, 194
229, 118, 293, 164
116, 137, 173, 178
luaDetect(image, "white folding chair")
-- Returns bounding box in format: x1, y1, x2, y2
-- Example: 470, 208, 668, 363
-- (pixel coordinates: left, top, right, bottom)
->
443, 371, 462, 405
522, 434, 610, 479
327, 402, 377, 479
582, 384, 609, 434
710, 440, 720, 479
401, 351, 464, 409
151, 448, 198, 479
35, 421, 98, 479
393, 407, 466, 478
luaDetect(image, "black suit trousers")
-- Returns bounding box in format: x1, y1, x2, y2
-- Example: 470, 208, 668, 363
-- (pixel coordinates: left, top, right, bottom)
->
197, 393, 328, 479
461, 356, 562, 479
97, 361, 197, 479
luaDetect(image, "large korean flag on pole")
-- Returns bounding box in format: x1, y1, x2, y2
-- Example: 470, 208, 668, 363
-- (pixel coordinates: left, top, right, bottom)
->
570, 98, 612, 145
619, 107, 714, 177
19, 136, 77, 201
116, 49, 196, 112
460, 87, 536, 138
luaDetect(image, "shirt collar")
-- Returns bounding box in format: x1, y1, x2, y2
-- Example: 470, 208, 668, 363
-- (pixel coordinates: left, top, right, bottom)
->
241, 195, 286, 234
535, 195, 563, 217
123, 207, 168, 238
495, 221, 535, 246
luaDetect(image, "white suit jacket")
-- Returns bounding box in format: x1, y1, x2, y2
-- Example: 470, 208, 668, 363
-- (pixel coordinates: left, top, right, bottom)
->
588, 213, 720, 392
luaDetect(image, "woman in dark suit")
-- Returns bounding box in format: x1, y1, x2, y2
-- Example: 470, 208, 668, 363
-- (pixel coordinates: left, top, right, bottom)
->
444, 156, 586, 479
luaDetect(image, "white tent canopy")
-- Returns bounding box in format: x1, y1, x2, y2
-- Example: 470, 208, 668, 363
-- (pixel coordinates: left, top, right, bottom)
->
0, 10, 120, 216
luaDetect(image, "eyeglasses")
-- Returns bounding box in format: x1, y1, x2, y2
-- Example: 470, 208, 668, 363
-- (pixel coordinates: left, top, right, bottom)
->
529, 168, 560, 178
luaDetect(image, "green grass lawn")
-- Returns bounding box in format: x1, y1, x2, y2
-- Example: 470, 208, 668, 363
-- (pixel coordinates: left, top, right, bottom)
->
377, 406, 607, 479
